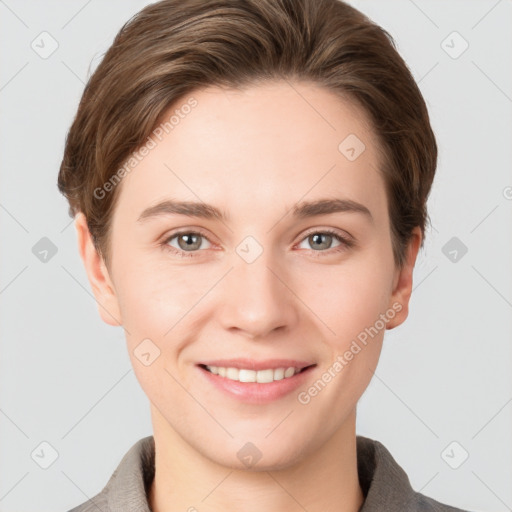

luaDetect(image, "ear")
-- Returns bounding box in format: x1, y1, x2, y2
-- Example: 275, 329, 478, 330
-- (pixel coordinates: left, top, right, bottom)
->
386, 226, 422, 330
74, 212, 123, 327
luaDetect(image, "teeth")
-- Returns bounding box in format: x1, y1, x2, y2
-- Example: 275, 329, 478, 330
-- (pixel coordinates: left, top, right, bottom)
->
205, 365, 301, 383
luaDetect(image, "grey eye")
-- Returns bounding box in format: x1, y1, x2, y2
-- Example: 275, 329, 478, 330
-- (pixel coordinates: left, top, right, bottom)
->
298, 232, 343, 251
167, 232, 211, 252
308, 233, 335, 250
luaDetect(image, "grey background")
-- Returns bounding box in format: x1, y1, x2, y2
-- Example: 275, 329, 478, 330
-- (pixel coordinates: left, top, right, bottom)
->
0, 1, 511, 511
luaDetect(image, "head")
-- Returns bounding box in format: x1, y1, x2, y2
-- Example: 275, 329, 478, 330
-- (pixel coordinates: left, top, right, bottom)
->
58, 0, 436, 469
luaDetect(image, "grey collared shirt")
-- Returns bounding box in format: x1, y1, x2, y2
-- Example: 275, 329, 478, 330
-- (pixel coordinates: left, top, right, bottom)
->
67, 435, 472, 512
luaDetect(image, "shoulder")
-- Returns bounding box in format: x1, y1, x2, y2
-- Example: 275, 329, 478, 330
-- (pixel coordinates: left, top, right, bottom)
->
65, 489, 109, 512
409, 490, 475, 512
356, 435, 476, 512
64, 435, 155, 512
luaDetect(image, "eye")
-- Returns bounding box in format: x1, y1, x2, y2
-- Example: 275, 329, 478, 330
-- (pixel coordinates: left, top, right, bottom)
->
296, 229, 354, 256
161, 230, 213, 257
160, 228, 354, 258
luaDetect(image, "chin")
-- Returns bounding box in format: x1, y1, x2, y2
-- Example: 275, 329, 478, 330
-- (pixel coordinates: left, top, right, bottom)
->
205, 437, 308, 472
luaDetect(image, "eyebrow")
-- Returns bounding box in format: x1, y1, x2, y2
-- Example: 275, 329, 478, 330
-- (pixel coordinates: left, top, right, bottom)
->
136, 198, 373, 224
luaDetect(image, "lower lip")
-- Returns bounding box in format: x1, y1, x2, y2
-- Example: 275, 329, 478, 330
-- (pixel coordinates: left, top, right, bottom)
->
197, 365, 316, 404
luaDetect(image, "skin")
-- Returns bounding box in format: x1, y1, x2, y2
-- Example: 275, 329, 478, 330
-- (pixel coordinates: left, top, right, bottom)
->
75, 80, 421, 512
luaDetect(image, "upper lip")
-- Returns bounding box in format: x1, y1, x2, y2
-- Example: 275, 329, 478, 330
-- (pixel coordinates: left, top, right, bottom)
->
197, 358, 316, 371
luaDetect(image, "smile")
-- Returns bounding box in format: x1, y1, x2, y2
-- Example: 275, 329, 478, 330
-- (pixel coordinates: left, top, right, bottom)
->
197, 363, 317, 404
203, 365, 305, 383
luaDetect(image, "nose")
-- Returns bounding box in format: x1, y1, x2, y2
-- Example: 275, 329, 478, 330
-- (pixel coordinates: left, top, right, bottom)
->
216, 250, 299, 340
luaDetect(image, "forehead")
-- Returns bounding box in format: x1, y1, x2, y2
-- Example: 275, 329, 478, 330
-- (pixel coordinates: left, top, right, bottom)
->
113, 80, 387, 226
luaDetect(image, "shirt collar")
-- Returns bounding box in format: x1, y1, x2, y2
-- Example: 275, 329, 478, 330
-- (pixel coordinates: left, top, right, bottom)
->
103, 434, 418, 512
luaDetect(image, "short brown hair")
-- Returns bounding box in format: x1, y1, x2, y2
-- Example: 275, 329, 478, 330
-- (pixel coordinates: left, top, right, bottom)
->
58, 0, 437, 271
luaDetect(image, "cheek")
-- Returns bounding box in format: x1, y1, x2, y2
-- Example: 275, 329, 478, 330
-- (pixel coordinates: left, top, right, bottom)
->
298, 263, 391, 418
114, 265, 188, 396
296, 256, 394, 342
114, 258, 196, 333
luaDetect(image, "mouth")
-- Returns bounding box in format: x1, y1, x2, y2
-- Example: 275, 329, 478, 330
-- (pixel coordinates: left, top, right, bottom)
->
195, 362, 317, 404
197, 363, 316, 383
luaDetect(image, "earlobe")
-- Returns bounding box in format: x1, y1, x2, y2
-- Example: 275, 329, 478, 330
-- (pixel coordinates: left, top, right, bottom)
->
386, 227, 422, 330
74, 212, 123, 327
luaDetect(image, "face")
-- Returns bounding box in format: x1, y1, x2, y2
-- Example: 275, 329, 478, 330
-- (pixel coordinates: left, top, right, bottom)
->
76, 80, 420, 470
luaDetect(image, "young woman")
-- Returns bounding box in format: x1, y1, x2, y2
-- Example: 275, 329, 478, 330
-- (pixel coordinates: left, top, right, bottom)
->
58, 0, 473, 510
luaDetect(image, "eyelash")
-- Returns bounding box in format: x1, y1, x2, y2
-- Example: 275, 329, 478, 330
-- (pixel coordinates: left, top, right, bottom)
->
160, 228, 355, 259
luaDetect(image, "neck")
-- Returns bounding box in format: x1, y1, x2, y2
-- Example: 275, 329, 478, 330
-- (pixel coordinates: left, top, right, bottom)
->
149, 408, 364, 512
